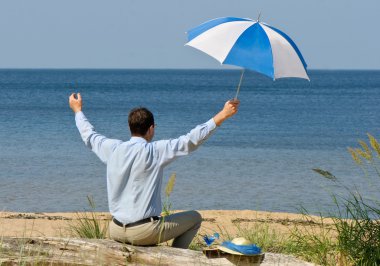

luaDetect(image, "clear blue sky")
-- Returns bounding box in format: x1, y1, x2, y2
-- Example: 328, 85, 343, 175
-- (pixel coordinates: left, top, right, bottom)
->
0, 0, 379, 69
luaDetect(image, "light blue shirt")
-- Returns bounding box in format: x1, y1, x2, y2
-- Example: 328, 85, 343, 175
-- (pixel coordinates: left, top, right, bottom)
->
75, 111, 217, 224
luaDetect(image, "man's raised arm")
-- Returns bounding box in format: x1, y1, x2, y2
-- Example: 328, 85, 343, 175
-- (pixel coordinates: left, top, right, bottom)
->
156, 99, 240, 166
69, 93, 122, 164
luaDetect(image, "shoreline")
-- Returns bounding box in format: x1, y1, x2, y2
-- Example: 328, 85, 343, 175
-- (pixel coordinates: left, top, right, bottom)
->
0, 210, 333, 238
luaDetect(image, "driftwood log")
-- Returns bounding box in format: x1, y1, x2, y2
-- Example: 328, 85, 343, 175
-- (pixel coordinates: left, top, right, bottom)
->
0, 237, 233, 265
0, 237, 314, 265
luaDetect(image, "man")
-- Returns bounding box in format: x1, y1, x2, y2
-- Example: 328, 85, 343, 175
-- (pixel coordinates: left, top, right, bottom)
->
69, 92, 239, 249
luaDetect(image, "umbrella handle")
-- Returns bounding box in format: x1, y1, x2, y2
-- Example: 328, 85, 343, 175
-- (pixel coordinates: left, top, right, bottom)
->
234, 69, 245, 100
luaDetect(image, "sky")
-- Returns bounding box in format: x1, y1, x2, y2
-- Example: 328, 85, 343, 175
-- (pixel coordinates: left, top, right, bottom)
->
0, 0, 379, 70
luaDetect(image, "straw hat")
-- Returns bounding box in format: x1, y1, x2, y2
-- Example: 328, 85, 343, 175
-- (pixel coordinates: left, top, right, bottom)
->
218, 237, 256, 255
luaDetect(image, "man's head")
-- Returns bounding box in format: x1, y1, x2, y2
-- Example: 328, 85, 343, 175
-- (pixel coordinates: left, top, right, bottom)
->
128, 107, 155, 141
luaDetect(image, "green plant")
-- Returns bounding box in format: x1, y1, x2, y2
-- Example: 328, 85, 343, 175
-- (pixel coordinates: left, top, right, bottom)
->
235, 222, 289, 253
303, 133, 380, 265
162, 173, 176, 217
155, 173, 177, 247
68, 195, 109, 239
216, 224, 234, 242
332, 192, 380, 265
286, 210, 340, 266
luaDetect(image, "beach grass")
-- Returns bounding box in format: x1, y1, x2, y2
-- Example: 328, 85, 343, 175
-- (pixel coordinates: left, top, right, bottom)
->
162, 173, 176, 217
234, 222, 290, 253
286, 193, 380, 266
286, 212, 339, 265
289, 134, 380, 265
68, 195, 109, 239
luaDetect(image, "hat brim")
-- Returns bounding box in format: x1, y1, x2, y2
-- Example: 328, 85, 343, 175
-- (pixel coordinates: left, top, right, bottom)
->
217, 245, 244, 255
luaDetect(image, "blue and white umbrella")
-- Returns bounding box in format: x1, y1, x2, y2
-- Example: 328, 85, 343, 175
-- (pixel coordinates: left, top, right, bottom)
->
186, 17, 309, 98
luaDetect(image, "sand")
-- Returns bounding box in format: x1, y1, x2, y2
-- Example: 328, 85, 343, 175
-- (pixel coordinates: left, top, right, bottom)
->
0, 210, 332, 238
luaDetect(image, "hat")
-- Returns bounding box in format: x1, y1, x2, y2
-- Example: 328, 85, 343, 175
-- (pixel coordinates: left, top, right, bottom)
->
218, 237, 261, 255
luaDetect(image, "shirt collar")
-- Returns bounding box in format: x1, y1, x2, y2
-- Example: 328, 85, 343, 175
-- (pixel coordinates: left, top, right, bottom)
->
130, 136, 148, 144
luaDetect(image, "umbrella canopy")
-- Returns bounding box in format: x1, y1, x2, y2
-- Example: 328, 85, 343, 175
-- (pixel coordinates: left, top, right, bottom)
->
186, 17, 309, 81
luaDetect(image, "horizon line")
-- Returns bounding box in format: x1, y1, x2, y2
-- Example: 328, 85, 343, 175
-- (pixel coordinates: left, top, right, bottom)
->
0, 68, 379, 71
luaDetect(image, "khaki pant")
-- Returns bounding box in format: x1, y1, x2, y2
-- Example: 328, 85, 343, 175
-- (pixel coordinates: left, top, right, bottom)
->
109, 210, 202, 249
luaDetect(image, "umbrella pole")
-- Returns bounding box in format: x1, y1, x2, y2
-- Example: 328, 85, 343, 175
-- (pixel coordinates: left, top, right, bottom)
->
234, 69, 245, 100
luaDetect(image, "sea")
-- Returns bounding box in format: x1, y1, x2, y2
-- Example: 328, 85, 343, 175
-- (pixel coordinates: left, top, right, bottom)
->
1, 69, 380, 214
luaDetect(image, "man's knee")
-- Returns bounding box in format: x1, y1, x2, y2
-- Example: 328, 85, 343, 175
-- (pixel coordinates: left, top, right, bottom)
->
189, 210, 202, 227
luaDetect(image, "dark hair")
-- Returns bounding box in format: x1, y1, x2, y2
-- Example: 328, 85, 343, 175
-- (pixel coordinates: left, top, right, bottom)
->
128, 107, 154, 136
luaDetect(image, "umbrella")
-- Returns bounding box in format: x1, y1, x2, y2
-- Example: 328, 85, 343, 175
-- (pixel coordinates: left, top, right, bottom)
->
185, 16, 309, 99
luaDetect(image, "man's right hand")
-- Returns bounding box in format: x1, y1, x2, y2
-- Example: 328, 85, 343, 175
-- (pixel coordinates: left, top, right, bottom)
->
69, 93, 83, 113
213, 99, 240, 126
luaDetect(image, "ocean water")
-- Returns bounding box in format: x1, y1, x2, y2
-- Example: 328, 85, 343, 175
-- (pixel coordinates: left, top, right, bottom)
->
1, 69, 380, 214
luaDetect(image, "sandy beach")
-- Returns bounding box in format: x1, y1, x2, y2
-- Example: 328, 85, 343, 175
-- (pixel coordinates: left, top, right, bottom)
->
0, 210, 332, 264
0, 210, 331, 239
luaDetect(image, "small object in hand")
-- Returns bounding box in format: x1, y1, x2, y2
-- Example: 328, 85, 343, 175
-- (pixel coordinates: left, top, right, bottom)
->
203, 232, 220, 246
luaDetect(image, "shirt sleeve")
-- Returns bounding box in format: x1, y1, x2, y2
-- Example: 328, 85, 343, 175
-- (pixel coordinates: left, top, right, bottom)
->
75, 111, 123, 164
154, 118, 217, 167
